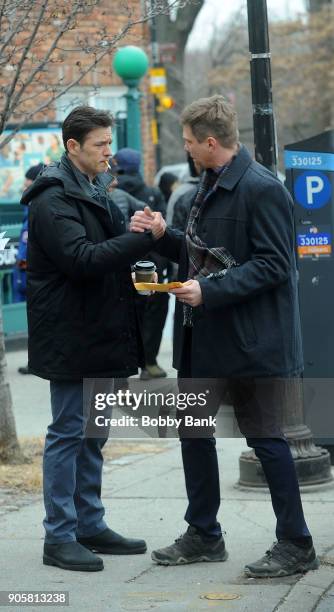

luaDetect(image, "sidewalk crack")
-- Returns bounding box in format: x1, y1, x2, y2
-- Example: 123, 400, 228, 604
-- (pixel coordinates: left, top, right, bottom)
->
272, 579, 301, 612
312, 576, 334, 612
272, 569, 334, 612
125, 565, 155, 583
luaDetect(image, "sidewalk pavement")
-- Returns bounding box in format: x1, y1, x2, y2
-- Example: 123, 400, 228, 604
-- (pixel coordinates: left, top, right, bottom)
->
2, 337, 334, 611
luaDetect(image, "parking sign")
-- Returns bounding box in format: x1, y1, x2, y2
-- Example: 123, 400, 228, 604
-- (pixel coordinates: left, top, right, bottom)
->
294, 171, 332, 210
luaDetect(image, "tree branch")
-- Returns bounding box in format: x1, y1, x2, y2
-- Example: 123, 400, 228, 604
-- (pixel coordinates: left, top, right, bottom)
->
5, 1, 82, 121
0, 3, 31, 59
0, 0, 49, 133
0, 0, 7, 35
0, 0, 193, 147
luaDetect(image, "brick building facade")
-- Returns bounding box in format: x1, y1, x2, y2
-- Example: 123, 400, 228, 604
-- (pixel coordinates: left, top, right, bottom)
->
2, 0, 156, 181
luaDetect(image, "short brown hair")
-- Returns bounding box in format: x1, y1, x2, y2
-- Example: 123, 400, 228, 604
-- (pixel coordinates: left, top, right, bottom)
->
180, 95, 238, 148
62, 106, 114, 151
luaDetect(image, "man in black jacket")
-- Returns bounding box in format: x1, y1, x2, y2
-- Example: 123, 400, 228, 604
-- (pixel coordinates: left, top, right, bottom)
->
21, 106, 154, 572
130, 95, 319, 578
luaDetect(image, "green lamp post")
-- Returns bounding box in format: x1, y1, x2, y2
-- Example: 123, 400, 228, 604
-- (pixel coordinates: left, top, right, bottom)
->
113, 46, 149, 152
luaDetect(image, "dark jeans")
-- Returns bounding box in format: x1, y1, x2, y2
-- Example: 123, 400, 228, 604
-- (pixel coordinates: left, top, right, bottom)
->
43, 381, 110, 543
178, 329, 311, 541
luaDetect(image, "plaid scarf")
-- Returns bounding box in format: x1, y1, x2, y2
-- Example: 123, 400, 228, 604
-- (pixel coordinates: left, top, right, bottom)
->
184, 165, 237, 326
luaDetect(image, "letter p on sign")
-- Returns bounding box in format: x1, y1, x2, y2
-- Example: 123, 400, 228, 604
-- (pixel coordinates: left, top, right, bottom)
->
306, 176, 324, 205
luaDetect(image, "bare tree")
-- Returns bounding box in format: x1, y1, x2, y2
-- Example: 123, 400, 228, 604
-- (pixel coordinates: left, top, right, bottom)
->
206, 3, 334, 162
153, 0, 204, 165
0, 0, 192, 148
0, 0, 192, 464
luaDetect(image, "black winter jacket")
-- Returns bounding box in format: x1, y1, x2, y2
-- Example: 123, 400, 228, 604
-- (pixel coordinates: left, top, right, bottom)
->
21, 154, 154, 381
154, 145, 303, 378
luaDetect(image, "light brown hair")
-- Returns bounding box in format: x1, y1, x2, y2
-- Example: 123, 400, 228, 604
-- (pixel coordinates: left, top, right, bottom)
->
180, 94, 239, 148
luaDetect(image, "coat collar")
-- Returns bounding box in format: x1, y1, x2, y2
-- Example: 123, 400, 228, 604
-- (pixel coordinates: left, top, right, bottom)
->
21, 154, 108, 213
216, 144, 253, 191
60, 154, 108, 211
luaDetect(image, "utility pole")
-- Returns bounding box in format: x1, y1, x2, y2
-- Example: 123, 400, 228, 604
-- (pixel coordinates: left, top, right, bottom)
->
238, 0, 332, 488
247, 0, 277, 174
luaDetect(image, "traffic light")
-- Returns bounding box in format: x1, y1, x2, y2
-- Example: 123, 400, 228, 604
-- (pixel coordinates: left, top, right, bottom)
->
156, 94, 175, 112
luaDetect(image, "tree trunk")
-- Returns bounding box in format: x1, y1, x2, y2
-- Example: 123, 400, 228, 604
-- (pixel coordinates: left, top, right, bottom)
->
308, 0, 334, 130
0, 294, 24, 464
155, 2, 204, 166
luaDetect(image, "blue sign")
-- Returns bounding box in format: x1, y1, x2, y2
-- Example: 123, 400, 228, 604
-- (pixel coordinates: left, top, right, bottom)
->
297, 232, 331, 247
285, 150, 334, 171
296, 225, 332, 258
294, 171, 332, 210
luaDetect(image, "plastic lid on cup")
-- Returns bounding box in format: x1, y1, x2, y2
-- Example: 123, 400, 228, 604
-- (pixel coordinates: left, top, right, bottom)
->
134, 260, 156, 271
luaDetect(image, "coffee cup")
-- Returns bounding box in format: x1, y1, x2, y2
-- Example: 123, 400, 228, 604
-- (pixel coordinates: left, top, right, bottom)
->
134, 260, 156, 294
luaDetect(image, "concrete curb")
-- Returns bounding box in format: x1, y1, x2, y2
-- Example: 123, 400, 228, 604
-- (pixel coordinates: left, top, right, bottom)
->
275, 560, 334, 611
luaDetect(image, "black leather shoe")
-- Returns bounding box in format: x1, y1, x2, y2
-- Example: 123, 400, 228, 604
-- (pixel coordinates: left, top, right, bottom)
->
43, 541, 104, 571
77, 528, 147, 555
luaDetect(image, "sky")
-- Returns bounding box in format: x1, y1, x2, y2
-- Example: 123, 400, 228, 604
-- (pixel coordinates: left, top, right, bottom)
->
187, 0, 307, 49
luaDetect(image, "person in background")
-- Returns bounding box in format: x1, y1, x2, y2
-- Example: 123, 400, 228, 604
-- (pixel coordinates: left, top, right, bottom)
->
109, 187, 145, 228
14, 163, 44, 375
103, 176, 145, 394
158, 172, 179, 205
167, 157, 201, 282
166, 153, 201, 227
113, 147, 169, 380
45, 134, 63, 164
172, 159, 201, 233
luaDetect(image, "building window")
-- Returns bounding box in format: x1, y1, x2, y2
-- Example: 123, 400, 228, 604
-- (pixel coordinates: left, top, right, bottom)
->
55, 87, 127, 151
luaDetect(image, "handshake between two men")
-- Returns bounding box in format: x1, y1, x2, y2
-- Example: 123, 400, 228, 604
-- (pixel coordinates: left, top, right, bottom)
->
129, 206, 203, 308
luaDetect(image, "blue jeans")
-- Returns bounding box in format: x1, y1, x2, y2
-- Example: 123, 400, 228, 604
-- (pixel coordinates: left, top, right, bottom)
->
43, 381, 110, 544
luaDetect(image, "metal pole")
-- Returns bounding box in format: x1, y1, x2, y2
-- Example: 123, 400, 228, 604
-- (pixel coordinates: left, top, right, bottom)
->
124, 80, 142, 152
247, 0, 277, 174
